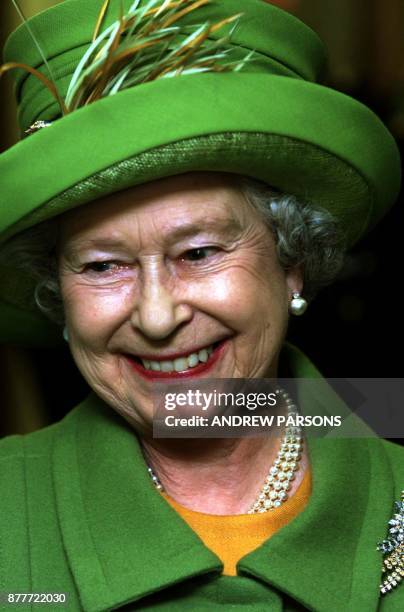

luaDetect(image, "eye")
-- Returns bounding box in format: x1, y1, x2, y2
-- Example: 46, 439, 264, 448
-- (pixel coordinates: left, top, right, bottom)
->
83, 261, 126, 273
180, 247, 219, 262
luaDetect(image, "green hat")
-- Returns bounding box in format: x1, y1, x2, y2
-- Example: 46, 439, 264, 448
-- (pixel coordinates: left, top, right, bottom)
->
0, 0, 401, 346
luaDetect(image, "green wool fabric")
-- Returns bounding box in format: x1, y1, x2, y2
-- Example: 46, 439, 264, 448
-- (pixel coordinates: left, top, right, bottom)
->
0, 0, 401, 346
0, 345, 403, 611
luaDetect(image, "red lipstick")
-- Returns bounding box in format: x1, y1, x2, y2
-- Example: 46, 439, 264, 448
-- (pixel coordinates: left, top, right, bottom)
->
125, 340, 227, 380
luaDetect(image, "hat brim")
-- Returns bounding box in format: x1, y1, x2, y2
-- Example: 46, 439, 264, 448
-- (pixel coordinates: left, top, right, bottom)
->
0, 72, 401, 344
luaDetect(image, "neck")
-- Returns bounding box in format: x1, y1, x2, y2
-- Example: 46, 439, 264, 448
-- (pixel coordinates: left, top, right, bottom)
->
140, 434, 309, 515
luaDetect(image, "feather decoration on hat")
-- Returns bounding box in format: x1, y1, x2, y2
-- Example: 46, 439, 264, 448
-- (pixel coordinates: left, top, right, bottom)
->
2, 0, 68, 115
1, 0, 254, 132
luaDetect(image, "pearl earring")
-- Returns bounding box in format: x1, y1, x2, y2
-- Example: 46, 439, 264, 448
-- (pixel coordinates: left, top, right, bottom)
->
63, 326, 69, 342
290, 292, 308, 316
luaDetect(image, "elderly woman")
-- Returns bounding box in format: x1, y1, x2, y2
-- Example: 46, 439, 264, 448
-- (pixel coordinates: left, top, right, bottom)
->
0, 1, 403, 610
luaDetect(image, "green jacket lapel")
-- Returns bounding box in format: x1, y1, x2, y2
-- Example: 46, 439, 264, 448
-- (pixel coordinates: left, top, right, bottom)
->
52, 394, 222, 612
237, 345, 396, 611
238, 435, 394, 611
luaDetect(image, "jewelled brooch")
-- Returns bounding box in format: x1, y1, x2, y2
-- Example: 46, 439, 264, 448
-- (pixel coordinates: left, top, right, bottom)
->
377, 490, 404, 595
24, 120, 53, 136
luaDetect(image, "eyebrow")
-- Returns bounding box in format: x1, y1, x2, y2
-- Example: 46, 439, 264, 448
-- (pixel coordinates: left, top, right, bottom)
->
164, 218, 243, 242
62, 237, 130, 257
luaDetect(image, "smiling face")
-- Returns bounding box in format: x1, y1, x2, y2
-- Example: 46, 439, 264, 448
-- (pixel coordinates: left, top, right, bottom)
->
58, 172, 302, 433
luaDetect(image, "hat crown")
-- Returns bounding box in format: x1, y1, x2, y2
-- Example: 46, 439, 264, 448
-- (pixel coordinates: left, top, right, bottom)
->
4, 0, 327, 133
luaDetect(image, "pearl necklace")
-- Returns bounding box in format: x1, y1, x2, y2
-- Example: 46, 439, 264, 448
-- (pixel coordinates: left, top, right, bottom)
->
247, 387, 303, 513
146, 387, 303, 514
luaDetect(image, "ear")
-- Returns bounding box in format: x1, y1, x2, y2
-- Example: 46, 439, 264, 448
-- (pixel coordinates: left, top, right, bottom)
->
285, 266, 304, 298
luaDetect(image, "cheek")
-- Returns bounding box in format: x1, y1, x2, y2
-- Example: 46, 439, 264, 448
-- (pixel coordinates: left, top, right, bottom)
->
62, 282, 133, 346
195, 258, 288, 330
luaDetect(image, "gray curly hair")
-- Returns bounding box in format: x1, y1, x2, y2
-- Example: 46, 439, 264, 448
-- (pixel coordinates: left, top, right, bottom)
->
0, 176, 346, 325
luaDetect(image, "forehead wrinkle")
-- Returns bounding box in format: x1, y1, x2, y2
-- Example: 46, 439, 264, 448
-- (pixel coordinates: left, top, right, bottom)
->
60, 194, 249, 256
165, 217, 244, 243
63, 236, 128, 253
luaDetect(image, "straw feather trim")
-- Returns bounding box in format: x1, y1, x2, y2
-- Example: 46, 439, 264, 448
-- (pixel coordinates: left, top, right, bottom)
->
1, 0, 254, 123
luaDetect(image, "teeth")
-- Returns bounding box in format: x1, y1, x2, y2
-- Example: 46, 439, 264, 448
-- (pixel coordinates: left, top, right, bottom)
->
198, 349, 209, 363
187, 353, 199, 368
174, 358, 188, 372
141, 344, 215, 372
161, 361, 174, 372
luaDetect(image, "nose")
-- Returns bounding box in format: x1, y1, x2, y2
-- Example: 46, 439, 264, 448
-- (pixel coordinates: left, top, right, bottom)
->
130, 260, 193, 340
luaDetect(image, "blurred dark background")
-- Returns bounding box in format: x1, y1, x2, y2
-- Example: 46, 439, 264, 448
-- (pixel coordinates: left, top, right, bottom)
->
0, 0, 403, 437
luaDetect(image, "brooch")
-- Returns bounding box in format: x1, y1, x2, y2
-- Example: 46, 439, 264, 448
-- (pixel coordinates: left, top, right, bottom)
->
24, 120, 53, 136
377, 490, 404, 595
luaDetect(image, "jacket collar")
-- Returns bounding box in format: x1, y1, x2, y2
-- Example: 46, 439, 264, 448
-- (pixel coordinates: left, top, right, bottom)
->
52, 345, 393, 611
238, 432, 391, 611
52, 394, 222, 612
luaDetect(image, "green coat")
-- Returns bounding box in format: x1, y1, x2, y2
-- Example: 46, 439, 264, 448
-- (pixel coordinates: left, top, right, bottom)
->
1, 345, 403, 611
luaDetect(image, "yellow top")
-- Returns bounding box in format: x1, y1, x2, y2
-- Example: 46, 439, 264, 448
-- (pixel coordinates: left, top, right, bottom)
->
162, 469, 312, 576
